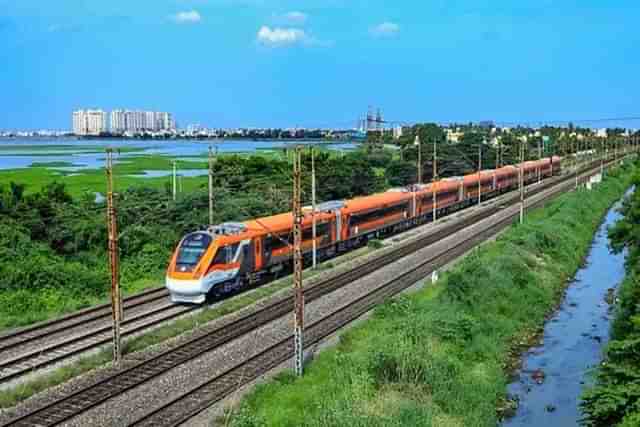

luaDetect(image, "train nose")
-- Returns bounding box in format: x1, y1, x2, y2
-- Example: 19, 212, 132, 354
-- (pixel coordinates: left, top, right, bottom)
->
165, 276, 207, 304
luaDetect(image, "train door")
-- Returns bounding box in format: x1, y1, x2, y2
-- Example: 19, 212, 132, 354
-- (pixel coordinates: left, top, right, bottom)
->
254, 237, 263, 271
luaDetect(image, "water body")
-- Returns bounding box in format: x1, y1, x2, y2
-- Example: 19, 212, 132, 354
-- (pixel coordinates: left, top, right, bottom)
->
0, 138, 358, 170
502, 191, 630, 427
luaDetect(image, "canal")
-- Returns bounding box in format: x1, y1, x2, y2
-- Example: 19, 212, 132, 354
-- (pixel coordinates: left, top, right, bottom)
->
502, 189, 631, 426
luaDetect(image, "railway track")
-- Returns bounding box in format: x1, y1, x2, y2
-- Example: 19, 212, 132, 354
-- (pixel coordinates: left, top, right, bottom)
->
129, 162, 612, 427
0, 163, 558, 386
0, 158, 619, 427
130, 204, 525, 427
0, 288, 199, 386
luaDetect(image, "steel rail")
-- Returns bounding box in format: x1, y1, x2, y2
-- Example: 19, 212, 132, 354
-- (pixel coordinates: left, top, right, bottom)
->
130, 182, 568, 427
0, 303, 198, 385
0, 158, 618, 427
0, 288, 169, 351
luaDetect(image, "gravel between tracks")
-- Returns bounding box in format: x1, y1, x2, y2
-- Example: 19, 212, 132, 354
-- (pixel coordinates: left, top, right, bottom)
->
0, 172, 574, 426
0, 300, 174, 369
66, 182, 564, 427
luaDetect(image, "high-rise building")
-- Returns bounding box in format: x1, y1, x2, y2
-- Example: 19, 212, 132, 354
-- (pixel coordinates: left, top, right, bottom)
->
393, 126, 403, 140
110, 110, 127, 133
109, 109, 176, 133
72, 110, 107, 135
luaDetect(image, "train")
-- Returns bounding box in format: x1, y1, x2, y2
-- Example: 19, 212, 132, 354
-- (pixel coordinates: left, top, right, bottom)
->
166, 156, 562, 303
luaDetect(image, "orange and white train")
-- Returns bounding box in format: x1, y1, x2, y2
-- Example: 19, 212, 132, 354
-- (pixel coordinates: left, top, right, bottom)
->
166, 156, 561, 303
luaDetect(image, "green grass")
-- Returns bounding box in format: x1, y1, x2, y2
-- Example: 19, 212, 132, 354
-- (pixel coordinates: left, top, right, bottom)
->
0, 272, 162, 330
224, 164, 636, 427
0, 144, 145, 156
0, 144, 363, 197
0, 155, 210, 197
0, 245, 374, 409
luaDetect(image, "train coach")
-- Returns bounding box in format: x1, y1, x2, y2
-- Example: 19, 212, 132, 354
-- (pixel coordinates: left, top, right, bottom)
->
166, 156, 562, 303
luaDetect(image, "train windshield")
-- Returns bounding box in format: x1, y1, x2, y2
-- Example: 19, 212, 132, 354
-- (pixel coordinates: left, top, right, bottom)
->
176, 233, 212, 270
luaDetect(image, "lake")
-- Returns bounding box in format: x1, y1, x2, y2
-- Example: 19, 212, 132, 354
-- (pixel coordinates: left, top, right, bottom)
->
0, 138, 358, 170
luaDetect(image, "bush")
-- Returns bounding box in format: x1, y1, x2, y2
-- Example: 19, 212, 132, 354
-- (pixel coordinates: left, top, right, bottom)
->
227, 161, 634, 427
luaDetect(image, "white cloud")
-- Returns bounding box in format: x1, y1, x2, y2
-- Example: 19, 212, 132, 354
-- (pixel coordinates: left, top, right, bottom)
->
172, 10, 202, 24
282, 11, 307, 24
257, 26, 307, 47
371, 21, 400, 37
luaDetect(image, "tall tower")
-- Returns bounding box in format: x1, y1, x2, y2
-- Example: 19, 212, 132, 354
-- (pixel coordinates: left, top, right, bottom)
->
367, 106, 374, 133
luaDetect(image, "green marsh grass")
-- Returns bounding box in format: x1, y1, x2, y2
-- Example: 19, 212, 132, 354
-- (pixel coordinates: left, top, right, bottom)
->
226, 164, 635, 427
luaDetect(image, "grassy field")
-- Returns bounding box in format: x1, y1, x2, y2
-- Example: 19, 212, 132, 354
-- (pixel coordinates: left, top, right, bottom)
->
0, 155, 209, 197
0, 144, 145, 156
225, 164, 635, 427
0, 272, 162, 330
0, 145, 336, 197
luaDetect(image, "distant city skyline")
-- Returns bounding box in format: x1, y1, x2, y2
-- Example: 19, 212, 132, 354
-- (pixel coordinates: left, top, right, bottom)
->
1, 1, 640, 130
71, 109, 176, 135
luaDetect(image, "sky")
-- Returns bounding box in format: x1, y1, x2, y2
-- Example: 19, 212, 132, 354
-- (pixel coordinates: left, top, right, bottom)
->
1, 0, 639, 130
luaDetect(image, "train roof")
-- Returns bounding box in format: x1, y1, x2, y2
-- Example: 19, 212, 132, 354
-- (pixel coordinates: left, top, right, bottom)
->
343, 191, 413, 213
197, 157, 565, 245
463, 170, 495, 184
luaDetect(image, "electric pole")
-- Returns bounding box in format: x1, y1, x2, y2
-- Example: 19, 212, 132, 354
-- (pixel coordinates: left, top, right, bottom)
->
575, 139, 579, 190
172, 161, 177, 201
415, 135, 422, 184
311, 146, 317, 269
600, 139, 605, 176
106, 149, 122, 364
292, 146, 304, 376
477, 143, 482, 206
432, 137, 438, 222
208, 146, 215, 227
537, 138, 542, 183
519, 140, 525, 224
550, 136, 556, 177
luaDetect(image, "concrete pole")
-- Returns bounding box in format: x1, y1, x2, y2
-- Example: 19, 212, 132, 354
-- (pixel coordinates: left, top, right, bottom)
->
415, 135, 422, 184
537, 139, 542, 183
292, 146, 304, 376
519, 140, 525, 224
477, 143, 482, 206
311, 147, 317, 269
575, 142, 579, 190
600, 139, 605, 176
432, 137, 437, 222
172, 161, 177, 201
106, 149, 122, 364
550, 138, 554, 177
208, 146, 215, 227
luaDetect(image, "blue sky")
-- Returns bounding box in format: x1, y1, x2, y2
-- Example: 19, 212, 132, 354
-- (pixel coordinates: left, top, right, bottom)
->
1, 0, 639, 130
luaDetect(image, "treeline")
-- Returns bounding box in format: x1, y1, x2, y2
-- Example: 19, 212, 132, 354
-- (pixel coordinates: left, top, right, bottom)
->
581, 174, 640, 426
0, 149, 427, 327
389, 123, 639, 182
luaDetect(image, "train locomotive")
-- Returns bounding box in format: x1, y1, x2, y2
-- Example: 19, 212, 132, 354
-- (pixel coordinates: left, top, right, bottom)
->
166, 156, 561, 303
